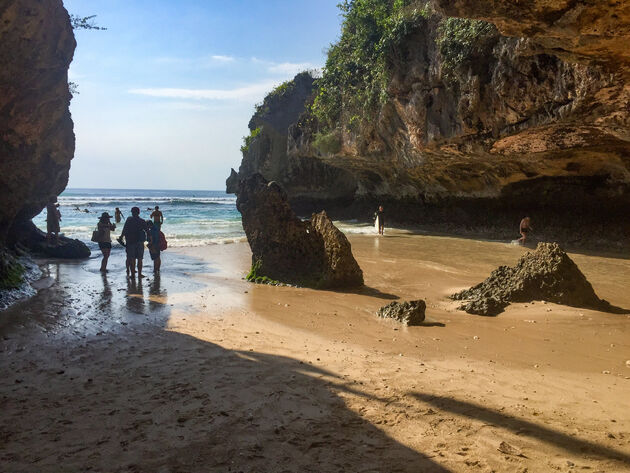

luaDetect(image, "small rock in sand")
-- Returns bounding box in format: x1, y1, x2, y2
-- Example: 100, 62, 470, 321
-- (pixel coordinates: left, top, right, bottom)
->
498, 441, 524, 457
377, 300, 426, 326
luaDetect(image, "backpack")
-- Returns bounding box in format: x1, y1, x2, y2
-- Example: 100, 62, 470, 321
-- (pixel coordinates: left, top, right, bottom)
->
159, 231, 168, 251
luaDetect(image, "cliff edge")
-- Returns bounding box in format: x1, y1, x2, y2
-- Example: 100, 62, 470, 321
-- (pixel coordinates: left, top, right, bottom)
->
228, 1, 630, 249
0, 0, 77, 282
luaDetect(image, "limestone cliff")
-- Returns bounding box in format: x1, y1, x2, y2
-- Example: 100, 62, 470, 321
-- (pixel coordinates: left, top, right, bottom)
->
0, 0, 76, 244
228, 1, 630, 248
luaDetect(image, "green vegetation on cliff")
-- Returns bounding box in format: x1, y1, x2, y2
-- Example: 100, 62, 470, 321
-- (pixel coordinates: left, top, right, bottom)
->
0, 255, 24, 290
437, 17, 498, 84
309, 0, 497, 132
312, 0, 430, 131
240, 127, 262, 155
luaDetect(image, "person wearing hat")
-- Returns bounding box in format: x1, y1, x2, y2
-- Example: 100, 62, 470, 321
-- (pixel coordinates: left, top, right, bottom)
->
97, 212, 116, 272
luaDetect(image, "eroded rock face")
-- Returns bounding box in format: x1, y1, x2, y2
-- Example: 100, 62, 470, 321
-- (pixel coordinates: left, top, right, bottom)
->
227, 6, 630, 249
431, 0, 630, 69
451, 243, 612, 316
0, 0, 76, 243
377, 300, 426, 326
236, 174, 363, 288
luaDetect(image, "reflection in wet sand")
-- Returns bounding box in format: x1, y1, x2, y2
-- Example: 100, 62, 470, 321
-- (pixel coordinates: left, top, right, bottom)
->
148, 275, 167, 311
126, 277, 145, 314
99, 273, 112, 312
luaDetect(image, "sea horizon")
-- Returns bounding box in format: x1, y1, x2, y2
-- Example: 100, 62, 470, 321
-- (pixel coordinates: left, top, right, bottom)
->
34, 188, 376, 249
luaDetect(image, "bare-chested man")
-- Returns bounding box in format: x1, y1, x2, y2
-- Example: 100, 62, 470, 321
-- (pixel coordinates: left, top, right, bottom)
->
150, 206, 164, 228
518, 216, 532, 244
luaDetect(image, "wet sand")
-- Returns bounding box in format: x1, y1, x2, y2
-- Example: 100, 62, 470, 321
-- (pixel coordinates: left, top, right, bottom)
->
1, 232, 629, 472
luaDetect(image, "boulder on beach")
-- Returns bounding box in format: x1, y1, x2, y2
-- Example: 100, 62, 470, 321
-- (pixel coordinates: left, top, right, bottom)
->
10, 220, 90, 259
236, 173, 363, 288
377, 300, 426, 326
452, 242, 613, 316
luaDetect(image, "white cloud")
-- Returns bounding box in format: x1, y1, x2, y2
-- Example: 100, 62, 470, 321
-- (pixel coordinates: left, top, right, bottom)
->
128, 80, 281, 101
210, 55, 235, 63
250, 57, 319, 76
267, 61, 317, 75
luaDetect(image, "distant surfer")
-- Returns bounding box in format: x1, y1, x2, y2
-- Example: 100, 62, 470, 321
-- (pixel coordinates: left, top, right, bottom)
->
150, 205, 164, 228
518, 216, 532, 244
115, 207, 124, 224
374, 205, 385, 236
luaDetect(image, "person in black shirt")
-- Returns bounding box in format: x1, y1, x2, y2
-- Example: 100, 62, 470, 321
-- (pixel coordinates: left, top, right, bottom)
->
121, 206, 148, 278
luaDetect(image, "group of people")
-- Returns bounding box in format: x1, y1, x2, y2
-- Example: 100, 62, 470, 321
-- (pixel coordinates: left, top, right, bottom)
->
94, 205, 165, 277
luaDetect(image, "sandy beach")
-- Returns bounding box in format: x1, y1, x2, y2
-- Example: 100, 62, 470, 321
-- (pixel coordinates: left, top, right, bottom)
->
1, 232, 629, 472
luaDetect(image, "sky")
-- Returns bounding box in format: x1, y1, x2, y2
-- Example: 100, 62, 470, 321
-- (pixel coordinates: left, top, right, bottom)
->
63, 0, 342, 191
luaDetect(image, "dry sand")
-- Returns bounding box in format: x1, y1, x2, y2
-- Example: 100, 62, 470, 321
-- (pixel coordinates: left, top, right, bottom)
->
1, 232, 629, 472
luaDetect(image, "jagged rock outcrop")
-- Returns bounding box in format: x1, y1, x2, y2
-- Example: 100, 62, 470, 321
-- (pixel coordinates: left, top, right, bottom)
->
226, 71, 360, 210
236, 174, 363, 288
451, 242, 615, 316
227, 2, 630, 249
378, 300, 426, 326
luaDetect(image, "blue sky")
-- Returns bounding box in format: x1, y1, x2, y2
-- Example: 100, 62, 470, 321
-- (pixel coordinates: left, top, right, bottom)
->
64, 0, 342, 190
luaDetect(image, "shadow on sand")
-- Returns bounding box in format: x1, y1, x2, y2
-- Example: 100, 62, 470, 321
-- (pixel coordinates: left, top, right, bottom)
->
0, 264, 450, 473
411, 393, 630, 466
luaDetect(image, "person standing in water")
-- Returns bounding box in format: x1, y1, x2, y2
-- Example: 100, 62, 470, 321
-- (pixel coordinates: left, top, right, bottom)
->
146, 220, 162, 274
121, 207, 148, 278
374, 205, 385, 235
46, 197, 61, 245
150, 205, 164, 228
518, 216, 532, 244
114, 207, 124, 224
97, 212, 116, 272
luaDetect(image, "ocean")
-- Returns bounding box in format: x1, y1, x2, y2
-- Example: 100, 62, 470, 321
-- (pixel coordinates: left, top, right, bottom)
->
32, 188, 244, 250
32, 188, 377, 251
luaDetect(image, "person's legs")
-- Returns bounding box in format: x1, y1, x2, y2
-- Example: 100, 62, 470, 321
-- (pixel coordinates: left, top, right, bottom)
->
136, 242, 145, 277
126, 245, 135, 276
100, 247, 111, 271
154, 254, 161, 273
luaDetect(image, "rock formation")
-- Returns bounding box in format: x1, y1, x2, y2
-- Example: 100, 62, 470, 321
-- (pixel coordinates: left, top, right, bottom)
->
0, 0, 78, 282
431, 0, 630, 69
378, 300, 426, 326
451, 242, 614, 316
227, 2, 630, 249
11, 221, 90, 259
236, 174, 363, 288
0, 0, 76, 242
